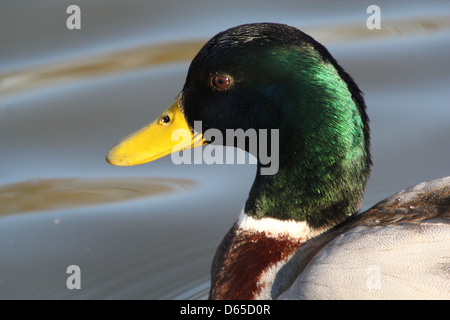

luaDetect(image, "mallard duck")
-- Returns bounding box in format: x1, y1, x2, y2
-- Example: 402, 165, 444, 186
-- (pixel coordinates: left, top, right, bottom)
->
106, 23, 450, 299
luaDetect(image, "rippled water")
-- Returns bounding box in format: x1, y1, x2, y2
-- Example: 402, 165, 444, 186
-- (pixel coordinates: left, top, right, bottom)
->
0, 178, 195, 216
0, 1, 449, 299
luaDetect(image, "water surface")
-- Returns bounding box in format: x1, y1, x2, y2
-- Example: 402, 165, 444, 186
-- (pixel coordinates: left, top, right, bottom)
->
0, 1, 449, 299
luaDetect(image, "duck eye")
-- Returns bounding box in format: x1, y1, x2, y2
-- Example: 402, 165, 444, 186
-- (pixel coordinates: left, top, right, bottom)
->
160, 114, 171, 124
212, 74, 232, 90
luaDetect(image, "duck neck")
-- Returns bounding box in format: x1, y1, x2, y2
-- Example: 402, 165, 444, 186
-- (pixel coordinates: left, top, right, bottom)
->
245, 151, 368, 228
245, 81, 370, 229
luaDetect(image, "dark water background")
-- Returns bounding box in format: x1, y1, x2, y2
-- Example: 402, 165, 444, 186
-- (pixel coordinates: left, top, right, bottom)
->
0, 0, 449, 299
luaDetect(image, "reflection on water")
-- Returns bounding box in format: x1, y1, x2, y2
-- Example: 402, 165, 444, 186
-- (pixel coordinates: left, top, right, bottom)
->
0, 41, 205, 97
0, 177, 195, 216
309, 15, 450, 43
1, 16, 449, 97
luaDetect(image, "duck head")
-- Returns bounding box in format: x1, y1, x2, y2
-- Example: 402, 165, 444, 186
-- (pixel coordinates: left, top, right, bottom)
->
107, 23, 371, 229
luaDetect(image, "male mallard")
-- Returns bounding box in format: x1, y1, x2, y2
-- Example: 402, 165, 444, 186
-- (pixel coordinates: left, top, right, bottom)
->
106, 23, 450, 299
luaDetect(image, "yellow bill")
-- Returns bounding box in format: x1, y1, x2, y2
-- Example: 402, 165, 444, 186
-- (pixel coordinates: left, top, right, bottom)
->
106, 94, 205, 166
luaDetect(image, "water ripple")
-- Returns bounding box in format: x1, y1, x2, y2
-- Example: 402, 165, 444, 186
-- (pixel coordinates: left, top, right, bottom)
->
0, 177, 195, 216
1, 16, 448, 97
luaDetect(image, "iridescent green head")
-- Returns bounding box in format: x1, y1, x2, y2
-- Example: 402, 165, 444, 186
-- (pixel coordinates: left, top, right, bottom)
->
182, 23, 371, 227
